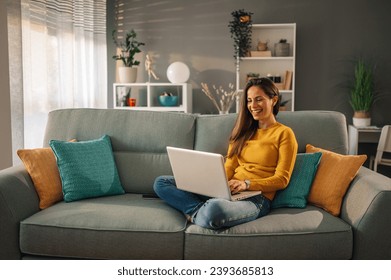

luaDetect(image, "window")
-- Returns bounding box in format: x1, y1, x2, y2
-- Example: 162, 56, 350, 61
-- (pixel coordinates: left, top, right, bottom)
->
21, 0, 107, 148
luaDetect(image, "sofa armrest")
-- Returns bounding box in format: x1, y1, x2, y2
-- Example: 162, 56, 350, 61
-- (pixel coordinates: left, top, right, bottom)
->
0, 165, 40, 259
340, 166, 391, 259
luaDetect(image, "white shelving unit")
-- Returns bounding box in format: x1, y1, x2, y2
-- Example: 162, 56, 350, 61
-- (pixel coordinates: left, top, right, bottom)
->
112, 83, 192, 113
236, 23, 296, 111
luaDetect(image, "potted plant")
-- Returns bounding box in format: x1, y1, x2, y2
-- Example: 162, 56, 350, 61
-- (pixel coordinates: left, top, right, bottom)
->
112, 29, 145, 83
350, 59, 375, 127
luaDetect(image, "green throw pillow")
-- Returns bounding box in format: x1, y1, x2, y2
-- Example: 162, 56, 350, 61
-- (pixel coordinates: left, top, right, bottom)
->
272, 152, 322, 209
50, 135, 125, 202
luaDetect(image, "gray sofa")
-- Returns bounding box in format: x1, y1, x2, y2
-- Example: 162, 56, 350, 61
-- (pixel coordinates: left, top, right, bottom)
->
1, 108, 390, 260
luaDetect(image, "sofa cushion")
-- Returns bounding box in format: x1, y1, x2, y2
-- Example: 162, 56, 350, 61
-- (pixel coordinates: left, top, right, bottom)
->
306, 144, 367, 216
50, 135, 125, 202
277, 111, 348, 154
20, 194, 187, 259
17, 139, 77, 209
17, 147, 64, 209
184, 206, 352, 259
43, 109, 197, 194
272, 152, 322, 209
194, 114, 237, 155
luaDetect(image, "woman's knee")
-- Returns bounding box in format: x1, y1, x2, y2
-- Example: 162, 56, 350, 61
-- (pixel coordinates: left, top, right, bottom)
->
153, 175, 175, 195
193, 198, 262, 230
193, 199, 226, 229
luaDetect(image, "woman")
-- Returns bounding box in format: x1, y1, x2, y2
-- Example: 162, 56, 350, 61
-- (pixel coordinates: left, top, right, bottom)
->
153, 78, 298, 230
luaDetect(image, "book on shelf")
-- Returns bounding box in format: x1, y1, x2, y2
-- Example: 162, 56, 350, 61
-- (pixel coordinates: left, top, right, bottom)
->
284, 70, 293, 90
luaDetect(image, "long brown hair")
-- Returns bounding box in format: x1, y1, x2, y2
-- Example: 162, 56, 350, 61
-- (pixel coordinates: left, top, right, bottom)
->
228, 78, 281, 158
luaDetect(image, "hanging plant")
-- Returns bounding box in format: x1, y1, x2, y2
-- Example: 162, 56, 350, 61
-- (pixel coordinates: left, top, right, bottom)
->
228, 9, 253, 59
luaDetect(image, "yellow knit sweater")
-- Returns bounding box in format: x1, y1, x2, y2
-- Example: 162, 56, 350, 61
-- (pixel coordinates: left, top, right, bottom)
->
225, 122, 298, 200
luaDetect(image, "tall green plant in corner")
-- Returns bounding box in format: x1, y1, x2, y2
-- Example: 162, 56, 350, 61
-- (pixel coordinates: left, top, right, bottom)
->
350, 59, 375, 126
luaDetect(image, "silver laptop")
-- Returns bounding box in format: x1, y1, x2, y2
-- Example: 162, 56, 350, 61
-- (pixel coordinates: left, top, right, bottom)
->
166, 146, 262, 201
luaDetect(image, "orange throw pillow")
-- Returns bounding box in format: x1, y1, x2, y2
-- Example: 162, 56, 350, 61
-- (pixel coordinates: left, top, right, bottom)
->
306, 144, 367, 216
18, 147, 63, 209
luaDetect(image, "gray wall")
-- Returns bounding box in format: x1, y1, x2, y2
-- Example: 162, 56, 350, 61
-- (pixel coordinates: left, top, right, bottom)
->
0, 0, 12, 169
107, 0, 391, 124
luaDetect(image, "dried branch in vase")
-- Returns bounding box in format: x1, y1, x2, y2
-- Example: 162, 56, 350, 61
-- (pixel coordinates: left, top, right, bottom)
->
201, 83, 239, 113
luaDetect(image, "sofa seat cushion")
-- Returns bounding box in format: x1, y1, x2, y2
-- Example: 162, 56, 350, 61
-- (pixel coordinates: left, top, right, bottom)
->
184, 206, 352, 260
20, 194, 187, 259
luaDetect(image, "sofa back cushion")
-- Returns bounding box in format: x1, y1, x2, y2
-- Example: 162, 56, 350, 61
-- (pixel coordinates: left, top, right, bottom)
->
194, 114, 237, 155
277, 111, 348, 154
43, 109, 348, 195
44, 109, 197, 194
194, 110, 348, 156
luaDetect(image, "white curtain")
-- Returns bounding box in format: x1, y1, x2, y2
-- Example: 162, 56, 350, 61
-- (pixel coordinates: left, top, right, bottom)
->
21, 0, 107, 148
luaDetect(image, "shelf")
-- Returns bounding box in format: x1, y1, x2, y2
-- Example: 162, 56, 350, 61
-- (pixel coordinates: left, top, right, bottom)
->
114, 82, 188, 86
252, 23, 295, 29
114, 105, 186, 112
235, 23, 296, 112
241, 56, 294, 61
112, 83, 192, 113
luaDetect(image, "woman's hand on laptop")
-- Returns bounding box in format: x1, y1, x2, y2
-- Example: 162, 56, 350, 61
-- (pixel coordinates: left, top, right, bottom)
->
228, 180, 247, 194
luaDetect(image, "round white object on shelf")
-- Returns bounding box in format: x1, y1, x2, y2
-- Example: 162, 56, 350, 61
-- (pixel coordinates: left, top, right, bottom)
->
166, 62, 190, 83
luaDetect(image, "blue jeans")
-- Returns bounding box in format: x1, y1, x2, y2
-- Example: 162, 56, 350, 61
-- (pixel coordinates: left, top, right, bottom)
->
153, 175, 271, 230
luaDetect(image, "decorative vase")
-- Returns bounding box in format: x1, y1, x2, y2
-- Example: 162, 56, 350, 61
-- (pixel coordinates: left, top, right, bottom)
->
118, 67, 137, 83
257, 41, 268, 51
219, 110, 229, 115
127, 98, 136, 107
353, 111, 371, 127
274, 42, 290, 57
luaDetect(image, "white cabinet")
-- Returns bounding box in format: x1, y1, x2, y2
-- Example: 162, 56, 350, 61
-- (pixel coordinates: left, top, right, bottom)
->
236, 23, 296, 111
112, 83, 192, 113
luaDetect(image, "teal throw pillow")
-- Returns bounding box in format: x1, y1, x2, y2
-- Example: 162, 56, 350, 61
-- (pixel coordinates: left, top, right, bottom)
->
272, 152, 322, 209
50, 135, 125, 202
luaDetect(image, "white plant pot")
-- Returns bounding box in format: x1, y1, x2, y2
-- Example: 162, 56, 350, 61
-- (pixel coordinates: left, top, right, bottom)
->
353, 117, 371, 127
118, 67, 137, 83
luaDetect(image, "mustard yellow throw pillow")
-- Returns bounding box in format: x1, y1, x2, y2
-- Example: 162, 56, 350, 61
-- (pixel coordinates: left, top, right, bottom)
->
306, 144, 367, 216
17, 147, 63, 209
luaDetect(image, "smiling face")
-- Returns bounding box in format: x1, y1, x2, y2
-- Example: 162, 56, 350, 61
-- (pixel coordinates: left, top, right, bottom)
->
247, 85, 278, 127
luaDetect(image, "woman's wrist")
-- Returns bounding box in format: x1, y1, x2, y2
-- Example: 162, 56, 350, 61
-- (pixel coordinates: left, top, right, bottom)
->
244, 180, 250, 190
